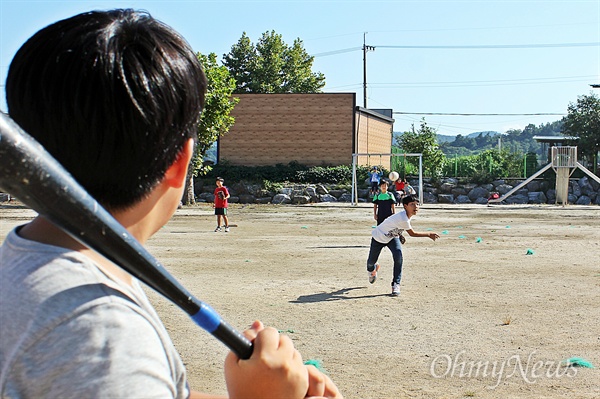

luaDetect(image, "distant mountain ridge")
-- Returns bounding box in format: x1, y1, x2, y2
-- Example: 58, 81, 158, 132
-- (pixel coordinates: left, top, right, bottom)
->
393, 120, 563, 156
394, 130, 501, 144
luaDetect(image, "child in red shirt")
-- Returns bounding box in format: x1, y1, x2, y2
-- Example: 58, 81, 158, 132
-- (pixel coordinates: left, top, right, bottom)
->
213, 177, 230, 232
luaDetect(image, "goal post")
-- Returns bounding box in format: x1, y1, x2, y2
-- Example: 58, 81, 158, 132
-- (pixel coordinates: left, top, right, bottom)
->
351, 152, 423, 205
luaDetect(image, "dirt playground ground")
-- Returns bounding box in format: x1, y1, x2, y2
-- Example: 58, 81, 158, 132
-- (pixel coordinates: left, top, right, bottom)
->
1, 202, 599, 398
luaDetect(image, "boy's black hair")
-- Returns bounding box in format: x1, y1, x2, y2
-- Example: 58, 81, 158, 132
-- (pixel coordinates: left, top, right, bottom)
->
6, 9, 207, 210
402, 195, 419, 205
379, 180, 388, 186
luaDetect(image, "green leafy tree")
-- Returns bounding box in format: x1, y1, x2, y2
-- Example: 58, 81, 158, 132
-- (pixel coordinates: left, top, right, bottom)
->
221, 33, 255, 93
561, 92, 600, 173
395, 119, 445, 177
223, 30, 325, 93
182, 52, 239, 205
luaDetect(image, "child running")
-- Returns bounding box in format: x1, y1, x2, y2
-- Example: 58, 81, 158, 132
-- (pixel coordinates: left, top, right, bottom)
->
366, 195, 440, 296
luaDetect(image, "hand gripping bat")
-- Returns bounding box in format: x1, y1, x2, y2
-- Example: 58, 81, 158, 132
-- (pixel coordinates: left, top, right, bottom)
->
0, 112, 253, 359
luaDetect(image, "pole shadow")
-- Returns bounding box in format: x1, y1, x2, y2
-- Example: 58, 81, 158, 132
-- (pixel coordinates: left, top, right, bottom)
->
307, 245, 369, 249
290, 286, 390, 303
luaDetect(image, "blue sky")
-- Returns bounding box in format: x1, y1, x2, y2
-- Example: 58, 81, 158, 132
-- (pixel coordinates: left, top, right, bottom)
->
1, 0, 599, 136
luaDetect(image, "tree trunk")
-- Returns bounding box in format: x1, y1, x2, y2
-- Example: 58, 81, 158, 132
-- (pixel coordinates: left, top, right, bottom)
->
181, 171, 195, 205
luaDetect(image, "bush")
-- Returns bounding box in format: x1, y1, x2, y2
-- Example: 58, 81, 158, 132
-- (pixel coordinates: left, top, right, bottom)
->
294, 165, 352, 184
205, 161, 360, 186
442, 149, 530, 180
206, 160, 308, 183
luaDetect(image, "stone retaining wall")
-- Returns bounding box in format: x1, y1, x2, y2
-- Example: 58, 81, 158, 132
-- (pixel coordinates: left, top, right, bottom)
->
194, 176, 600, 206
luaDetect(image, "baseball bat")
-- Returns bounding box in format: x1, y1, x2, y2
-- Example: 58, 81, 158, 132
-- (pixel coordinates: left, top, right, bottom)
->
0, 112, 253, 359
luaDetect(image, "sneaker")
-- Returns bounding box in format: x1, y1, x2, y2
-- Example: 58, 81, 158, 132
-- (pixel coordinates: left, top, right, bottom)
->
214, 226, 221, 232
368, 263, 380, 284
224, 226, 230, 233
391, 283, 400, 296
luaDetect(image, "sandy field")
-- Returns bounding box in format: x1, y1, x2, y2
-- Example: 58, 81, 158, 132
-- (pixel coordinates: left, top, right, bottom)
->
1, 202, 599, 399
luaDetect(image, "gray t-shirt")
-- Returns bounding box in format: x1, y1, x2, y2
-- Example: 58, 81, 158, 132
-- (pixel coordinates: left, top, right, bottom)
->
0, 227, 189, 398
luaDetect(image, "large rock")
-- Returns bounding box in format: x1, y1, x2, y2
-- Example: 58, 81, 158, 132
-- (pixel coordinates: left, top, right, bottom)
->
272, 194, 291, 204
580, 182, 596, 197
315, 184, 329, 195
304, 187, 318, 202
570, 181, 582, 197
456, 195, 471, 204
292, 195, 310, 204
442, 177, 459, 185
528, 192, 547, 204
238, 194, 256, 204
319, 194, 338, 202
526, 180, 541, 192
424, 186, 439, 195
199, 192, 214, 202
423, 192, 438, 203
506, 194, 528, 204
451, 187, 467, 196
440, 182, 456, 193
576, 195, 592, 205
438, 194, 454, 204
497, 184, 513, 195
468, 186, 489, 201
329, 189, 346, 198
358, 189, 370, 198
339, 193, 353, 202
568, 194, 578, 204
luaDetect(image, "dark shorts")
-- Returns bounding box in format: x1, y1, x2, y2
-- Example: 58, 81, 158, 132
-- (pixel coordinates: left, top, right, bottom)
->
215, 207, 227, 215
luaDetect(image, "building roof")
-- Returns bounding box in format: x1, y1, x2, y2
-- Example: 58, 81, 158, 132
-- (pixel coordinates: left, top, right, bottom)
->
533, 135, 578, 143
355, 106, 395, 123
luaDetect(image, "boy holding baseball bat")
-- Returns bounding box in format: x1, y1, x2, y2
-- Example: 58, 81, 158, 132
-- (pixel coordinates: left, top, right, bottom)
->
0, 9, 341, 399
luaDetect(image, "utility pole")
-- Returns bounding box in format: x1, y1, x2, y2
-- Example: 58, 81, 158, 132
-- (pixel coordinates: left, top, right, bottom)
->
363, 32, 375, 108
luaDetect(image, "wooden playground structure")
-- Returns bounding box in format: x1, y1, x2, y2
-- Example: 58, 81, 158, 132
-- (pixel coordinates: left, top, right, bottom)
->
488, 146, 600, 205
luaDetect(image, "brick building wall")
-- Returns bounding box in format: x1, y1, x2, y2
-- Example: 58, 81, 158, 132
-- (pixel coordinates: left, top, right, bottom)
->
218, 93, 394, 167
354, 107, 394, 170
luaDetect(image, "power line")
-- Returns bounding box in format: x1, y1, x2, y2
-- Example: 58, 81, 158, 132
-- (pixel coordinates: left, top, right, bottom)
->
312, 42, 599, 57
374, 42, 600, 50
312, 47, 361, 57
370, 75, 595, 86
393, 112, 565, 116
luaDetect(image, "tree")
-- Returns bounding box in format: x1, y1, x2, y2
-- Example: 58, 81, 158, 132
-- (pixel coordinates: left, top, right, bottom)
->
221, 33, 255, 93
561, 92, 600, 173
223, 30, 325, 93
182, 52, 239, 205
395, 119, 445, 177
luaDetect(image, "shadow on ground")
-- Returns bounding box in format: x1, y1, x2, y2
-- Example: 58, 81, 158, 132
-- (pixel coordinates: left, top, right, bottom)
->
290, 286, 389, 303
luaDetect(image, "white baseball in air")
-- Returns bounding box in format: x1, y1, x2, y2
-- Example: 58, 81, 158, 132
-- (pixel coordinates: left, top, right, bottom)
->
389, 171, 399, 181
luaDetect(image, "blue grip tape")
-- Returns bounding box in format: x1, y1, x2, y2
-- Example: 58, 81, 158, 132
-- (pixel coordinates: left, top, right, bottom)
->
191, 303, 221, 333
